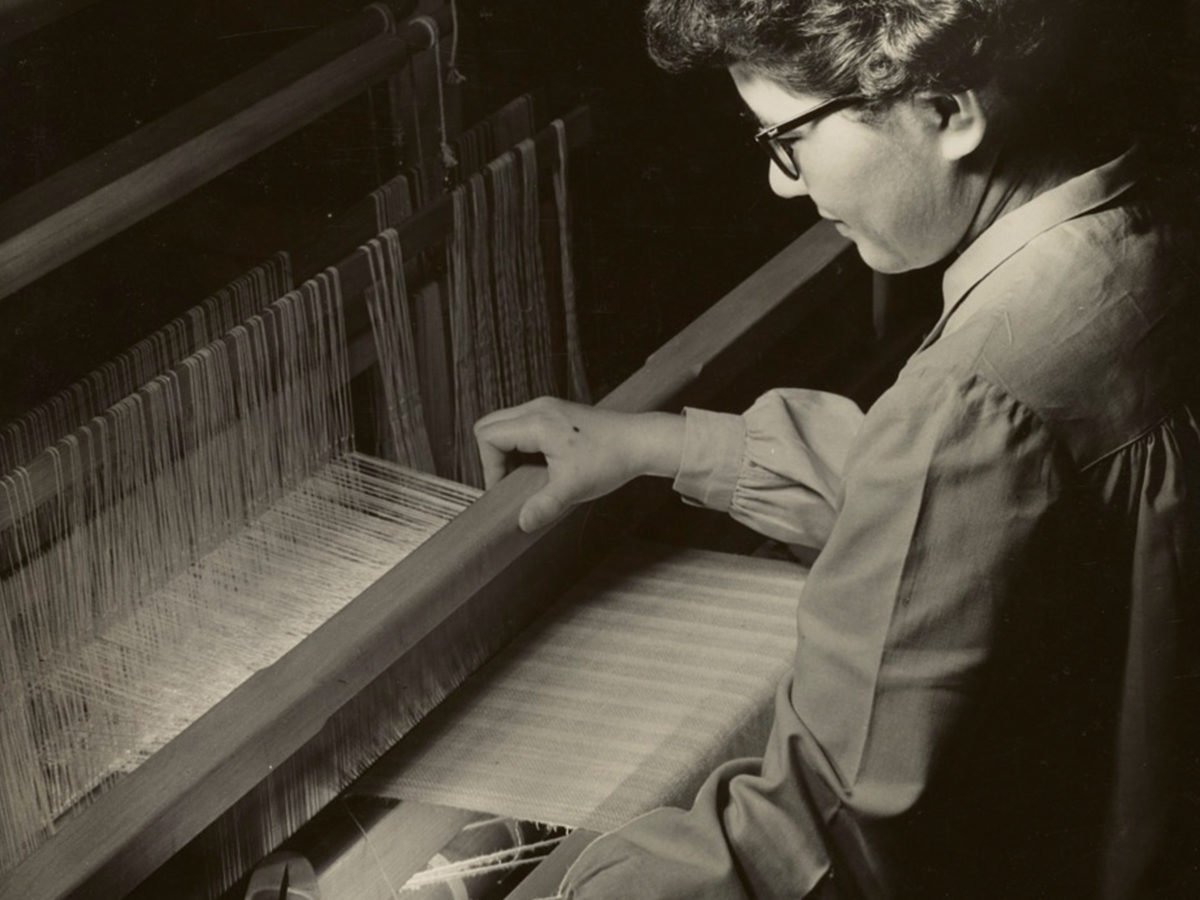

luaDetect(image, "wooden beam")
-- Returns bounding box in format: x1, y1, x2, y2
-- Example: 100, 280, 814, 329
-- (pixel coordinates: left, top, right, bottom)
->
0, 0, 435, 301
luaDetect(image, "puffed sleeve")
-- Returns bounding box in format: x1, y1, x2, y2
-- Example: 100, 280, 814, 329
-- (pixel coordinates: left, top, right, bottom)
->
672, 389, 864, 549
561, 366, 1066, 900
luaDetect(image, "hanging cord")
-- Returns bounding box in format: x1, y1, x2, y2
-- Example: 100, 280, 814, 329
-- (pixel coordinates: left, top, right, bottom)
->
411, 15, 459, 175
447, 0, 466, 84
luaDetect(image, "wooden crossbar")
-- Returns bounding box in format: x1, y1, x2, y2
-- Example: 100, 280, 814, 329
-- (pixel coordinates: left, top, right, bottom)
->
0, 0, 432, 300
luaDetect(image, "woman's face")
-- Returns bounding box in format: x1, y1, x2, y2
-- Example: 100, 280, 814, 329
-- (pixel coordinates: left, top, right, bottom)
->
730, 67, 984, 273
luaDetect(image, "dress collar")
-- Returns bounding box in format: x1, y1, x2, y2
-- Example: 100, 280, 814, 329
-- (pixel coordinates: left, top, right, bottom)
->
919, 146, 1141, 352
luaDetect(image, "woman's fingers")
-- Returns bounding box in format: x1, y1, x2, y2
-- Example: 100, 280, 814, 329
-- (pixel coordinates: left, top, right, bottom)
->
474, 398, 580, 488
476, 413, 536, 488
473, 396, 550, 431
476, 435, 510, 490
470, 400, 559, 487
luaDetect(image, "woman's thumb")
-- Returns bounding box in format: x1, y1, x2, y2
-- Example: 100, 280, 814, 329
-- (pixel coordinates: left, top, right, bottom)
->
518, 489, 568, 532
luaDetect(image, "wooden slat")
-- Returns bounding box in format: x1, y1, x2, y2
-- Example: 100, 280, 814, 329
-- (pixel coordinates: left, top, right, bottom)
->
0, 0, 435, 300
0, 219, 854, 900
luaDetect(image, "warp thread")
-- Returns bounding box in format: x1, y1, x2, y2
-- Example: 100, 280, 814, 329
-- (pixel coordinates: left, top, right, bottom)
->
456, 95, 533, 178
446, 142, 561, 485
343, 797, 404, 900
0, 253, 292, 474
0, 262, 476, 879
487, 152, 530, 407
447, 185, 483, 486
361, 230, 436, 471
466, 173, 501, 420
515, 138, 556, 400
366, 97, 585, 484
552, 120, 590, 404
372, 173, 415, 231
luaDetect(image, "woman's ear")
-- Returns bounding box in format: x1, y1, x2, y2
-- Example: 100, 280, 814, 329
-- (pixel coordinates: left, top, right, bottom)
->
917, 89, 990, 161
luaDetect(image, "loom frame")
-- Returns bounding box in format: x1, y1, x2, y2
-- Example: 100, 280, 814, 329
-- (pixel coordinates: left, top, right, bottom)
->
0, 216, 857, 899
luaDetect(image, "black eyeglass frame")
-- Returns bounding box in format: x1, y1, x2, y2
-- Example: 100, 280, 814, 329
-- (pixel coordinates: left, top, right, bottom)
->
754, 95, 864, 180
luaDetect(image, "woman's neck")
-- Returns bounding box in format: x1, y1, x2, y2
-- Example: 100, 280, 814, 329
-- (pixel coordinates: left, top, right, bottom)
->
961, 130, 1129, 248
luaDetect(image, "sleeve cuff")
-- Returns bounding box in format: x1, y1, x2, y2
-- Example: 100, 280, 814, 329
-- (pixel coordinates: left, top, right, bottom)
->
672, 407, 746, 513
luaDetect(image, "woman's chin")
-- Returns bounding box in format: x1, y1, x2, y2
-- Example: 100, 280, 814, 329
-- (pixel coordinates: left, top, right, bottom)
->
851, 239, 912, 275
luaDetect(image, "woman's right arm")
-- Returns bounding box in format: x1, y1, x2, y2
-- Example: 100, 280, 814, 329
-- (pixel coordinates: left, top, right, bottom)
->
474, 388, 862, 547
674, 389, 864, 550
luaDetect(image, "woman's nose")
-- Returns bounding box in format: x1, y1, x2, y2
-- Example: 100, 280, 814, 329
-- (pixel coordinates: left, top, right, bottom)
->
768, 159, 809, 199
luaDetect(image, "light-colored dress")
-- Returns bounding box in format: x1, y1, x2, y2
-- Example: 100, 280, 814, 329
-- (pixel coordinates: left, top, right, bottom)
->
562, 149, 1200, 899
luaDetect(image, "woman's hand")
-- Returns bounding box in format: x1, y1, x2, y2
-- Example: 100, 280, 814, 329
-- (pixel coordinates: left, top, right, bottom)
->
474, 397, 685, 532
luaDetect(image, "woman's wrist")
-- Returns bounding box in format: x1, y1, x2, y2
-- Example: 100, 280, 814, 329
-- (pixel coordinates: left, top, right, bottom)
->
624, 411, 686, 480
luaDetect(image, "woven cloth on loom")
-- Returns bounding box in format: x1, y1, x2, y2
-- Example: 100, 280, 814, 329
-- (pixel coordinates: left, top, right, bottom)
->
355, 541, 804, 832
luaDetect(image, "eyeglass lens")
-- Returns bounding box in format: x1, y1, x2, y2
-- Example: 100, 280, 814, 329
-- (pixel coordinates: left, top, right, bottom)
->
767, 140, 801, 180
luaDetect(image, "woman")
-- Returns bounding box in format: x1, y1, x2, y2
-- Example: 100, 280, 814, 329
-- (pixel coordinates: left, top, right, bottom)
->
476, 1, 1199, 896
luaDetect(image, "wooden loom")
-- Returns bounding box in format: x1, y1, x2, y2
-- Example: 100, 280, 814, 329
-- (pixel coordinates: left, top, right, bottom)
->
0, 3, 914, 898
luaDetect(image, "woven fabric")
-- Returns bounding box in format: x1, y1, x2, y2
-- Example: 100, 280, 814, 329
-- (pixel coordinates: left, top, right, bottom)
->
356, 542, 804, 831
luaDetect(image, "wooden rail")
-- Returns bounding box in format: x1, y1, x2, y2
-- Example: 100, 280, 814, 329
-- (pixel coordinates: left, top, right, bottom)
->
0, 219, 855, 900
0, 0, 435, 300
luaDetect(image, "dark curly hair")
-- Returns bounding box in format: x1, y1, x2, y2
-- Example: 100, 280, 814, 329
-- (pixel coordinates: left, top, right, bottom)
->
644, 0, 1105, 119
647, 0, 1195, 199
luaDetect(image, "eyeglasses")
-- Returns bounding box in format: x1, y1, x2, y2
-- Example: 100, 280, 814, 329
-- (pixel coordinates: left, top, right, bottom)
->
754, 96, 862, 180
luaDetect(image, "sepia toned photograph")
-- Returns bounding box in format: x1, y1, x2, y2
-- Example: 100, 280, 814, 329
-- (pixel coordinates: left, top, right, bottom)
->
1, 1, 1197, 897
